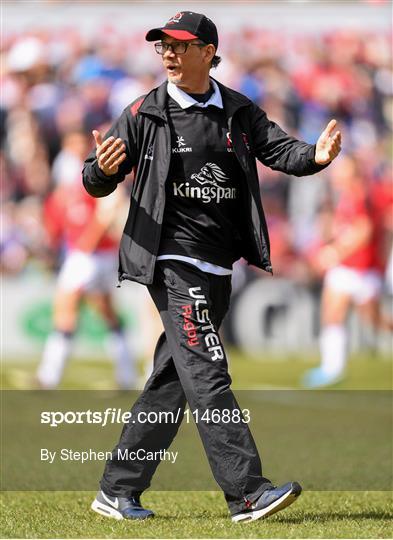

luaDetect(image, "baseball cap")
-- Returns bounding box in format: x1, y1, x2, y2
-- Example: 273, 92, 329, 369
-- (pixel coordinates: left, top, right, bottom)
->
145, 11, 218, 50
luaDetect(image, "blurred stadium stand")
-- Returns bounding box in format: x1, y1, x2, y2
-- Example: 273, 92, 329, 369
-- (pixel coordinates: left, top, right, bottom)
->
1, 2, 392, 358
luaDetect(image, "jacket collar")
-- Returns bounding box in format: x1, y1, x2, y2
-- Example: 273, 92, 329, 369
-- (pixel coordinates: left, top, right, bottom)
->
212, 78, 251, 118
139, 77, 250, 120
138, 82, 168, 120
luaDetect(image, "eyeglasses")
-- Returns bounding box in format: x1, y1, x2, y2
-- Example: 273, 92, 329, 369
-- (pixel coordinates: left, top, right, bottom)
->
154, 41, 206, 55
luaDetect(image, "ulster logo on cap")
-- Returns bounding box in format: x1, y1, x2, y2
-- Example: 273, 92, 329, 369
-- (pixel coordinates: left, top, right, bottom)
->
167, 12, 184, 24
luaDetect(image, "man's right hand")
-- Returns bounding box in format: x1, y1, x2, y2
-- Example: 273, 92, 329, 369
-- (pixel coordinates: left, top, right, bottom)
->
93, 130, 127, 176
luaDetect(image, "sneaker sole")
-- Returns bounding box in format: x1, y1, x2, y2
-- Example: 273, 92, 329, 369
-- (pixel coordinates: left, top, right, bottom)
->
91, 499, 123, 520
232, 483, 302, 523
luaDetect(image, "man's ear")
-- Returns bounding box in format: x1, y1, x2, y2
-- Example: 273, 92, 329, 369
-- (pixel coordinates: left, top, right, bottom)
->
204, 44, 216, 64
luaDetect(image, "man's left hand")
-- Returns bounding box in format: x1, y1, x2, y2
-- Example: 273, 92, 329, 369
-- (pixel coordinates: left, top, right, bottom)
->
315, 119, 342, 165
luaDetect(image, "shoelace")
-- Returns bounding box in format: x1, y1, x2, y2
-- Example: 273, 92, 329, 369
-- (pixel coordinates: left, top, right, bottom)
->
243, 486, 277, 508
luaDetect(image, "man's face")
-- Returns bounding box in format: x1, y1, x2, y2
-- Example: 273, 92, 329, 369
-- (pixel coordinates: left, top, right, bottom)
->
160, 35, 213, 89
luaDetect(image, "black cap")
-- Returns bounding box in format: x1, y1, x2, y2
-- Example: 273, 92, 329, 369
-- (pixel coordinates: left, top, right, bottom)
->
145, 11, 218, 50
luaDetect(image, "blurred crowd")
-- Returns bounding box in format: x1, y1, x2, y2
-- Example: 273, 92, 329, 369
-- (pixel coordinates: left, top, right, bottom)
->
1, 25, 392, 286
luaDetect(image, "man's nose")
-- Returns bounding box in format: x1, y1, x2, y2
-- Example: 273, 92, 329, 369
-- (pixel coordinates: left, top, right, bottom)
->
163, 47, 175, 58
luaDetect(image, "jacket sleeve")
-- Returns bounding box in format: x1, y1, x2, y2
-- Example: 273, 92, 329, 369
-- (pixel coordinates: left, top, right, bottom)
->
82, 106, 138, 198
250, 104, 329, 177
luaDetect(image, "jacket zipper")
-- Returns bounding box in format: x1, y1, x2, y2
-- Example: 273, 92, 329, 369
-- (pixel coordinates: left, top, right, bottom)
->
148, 119, 171, 281
229, 114, 272, 273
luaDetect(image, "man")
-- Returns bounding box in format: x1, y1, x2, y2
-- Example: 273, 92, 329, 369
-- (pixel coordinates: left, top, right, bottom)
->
303, 153, 392, 388
83, 12, 341, 523
37, 130, 136, 390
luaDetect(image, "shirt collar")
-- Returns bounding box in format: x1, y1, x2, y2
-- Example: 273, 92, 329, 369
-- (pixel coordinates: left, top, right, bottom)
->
167, 78, 223, 109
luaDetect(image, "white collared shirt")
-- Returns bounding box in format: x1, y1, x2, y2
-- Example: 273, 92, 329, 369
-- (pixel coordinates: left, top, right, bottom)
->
156, 79, 232, 276
167, 78, 223, 109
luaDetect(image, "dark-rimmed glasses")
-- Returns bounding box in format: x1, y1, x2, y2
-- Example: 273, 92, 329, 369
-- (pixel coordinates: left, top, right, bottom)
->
154, 41, 206, 55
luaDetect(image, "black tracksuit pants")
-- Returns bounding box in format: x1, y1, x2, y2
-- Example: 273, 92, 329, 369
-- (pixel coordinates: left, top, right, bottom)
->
100, 260, 272, 514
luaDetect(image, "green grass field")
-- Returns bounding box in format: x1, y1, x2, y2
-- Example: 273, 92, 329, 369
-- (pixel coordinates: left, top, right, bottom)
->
1, 491, 392, 539
2, 349, 392, 390
1, 351, 392, 538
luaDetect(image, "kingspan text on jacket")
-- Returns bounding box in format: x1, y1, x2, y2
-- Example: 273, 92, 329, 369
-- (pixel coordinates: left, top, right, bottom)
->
82, 80, 327, 285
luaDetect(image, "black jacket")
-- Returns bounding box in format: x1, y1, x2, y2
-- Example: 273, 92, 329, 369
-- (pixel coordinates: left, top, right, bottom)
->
83, 79, 326, 285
